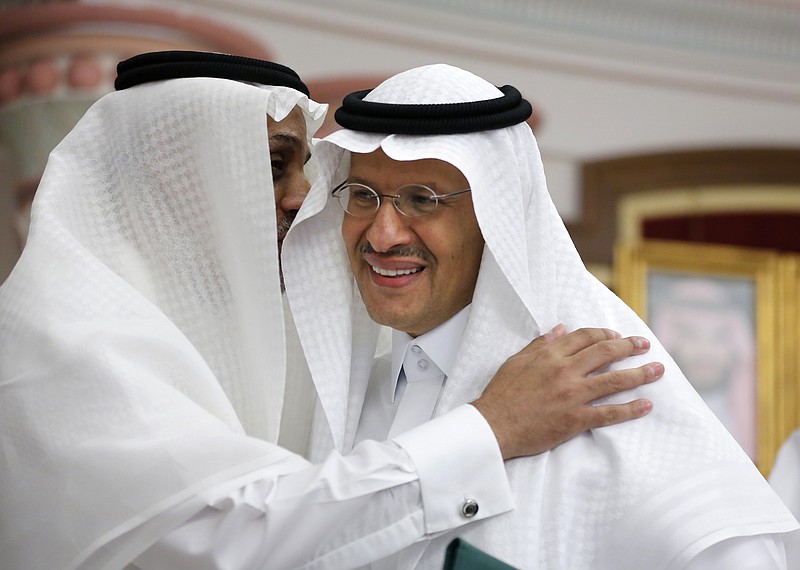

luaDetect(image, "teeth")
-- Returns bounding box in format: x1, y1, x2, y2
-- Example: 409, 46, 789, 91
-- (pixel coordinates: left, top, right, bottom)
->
372, 266, 421, 277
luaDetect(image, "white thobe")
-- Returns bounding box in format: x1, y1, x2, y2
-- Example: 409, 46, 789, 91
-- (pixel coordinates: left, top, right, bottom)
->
132, 304, 512, 569
353, 306, 789, 569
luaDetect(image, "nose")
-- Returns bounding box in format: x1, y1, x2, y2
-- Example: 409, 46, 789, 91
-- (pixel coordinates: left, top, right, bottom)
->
365, 199, 415, 253
278, 172, 311, 217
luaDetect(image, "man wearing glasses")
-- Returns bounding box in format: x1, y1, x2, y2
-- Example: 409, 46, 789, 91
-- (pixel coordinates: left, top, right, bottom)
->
284, 64, 798, 569
330, 154, 656, 453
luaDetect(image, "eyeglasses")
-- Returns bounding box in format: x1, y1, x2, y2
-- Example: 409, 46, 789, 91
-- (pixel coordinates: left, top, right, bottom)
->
332, 182, 472, 218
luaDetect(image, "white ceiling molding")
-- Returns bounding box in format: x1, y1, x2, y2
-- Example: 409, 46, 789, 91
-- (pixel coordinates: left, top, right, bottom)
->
385, 0, 800, 65
154, 0, 800, 102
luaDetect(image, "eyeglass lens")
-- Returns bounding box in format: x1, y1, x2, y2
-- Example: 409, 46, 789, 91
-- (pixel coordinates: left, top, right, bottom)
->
338, 184, 439, 217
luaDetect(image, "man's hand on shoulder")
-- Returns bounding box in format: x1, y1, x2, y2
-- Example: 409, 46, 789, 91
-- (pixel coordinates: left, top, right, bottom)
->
472, 325, 663, 460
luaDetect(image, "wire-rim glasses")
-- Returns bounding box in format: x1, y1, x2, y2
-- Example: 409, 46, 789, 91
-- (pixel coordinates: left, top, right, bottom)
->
332, 181, 472, 218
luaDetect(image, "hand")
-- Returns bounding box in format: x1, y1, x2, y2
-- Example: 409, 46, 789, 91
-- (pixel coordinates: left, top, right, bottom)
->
471, 325, 663, 460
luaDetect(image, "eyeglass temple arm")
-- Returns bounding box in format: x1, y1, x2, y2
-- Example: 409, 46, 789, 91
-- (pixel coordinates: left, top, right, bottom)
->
431, 188, 472, 200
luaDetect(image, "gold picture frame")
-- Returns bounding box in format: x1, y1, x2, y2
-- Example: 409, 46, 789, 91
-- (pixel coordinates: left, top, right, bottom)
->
615, 239, 797, 476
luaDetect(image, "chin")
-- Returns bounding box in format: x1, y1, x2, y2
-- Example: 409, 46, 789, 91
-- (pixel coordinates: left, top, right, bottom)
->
365, 305, 409, 330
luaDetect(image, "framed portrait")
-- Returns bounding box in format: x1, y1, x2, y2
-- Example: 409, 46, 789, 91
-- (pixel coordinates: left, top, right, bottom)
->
615, 239, 796, 476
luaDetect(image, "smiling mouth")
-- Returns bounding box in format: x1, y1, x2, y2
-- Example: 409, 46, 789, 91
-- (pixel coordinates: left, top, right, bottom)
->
371, 266, 423, 277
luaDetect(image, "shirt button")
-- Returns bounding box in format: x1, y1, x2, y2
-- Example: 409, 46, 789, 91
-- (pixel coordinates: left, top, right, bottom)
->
461, 499, 479, 518
411, 345, 422, 355
417, 359, 429, 370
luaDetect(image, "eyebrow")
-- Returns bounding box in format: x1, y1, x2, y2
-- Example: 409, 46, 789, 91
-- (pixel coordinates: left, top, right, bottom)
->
269, 132, 301, 145
347, 175, 372, 185
269, 132, 312, 163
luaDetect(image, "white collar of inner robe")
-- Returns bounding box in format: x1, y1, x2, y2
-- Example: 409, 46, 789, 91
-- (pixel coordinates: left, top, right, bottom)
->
389, 305, 472, 403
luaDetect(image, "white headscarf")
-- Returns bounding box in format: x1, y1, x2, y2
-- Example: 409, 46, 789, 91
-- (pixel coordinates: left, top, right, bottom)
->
284, 64, 798, 569
0, 77, 326, 569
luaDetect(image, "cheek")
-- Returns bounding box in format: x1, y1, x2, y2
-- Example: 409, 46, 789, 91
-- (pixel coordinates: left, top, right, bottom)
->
273, 183, 285, 204
432, 224, 484, 285
459, 219, 485, 268
454, 229, 484, 294
460, 242, 484, 285
341, 218, 359, 250
341, 218, 369, 268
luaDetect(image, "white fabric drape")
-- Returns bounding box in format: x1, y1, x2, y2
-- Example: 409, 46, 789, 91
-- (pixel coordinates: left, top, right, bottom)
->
283, 64, 799, 569
771, 428, 800, 520
0, 78, 326, 569
770, 428, 800, 565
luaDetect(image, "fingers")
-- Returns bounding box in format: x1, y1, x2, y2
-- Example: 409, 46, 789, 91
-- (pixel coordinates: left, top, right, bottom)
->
522, 325, 618, 356
588, 362, 664, 401
570, 335, 651, 376
474, 325, 663, 459
547, 327, 622, 357
586, 399, 654, 429
540, 323, 567, 343
524, 323, 567, 350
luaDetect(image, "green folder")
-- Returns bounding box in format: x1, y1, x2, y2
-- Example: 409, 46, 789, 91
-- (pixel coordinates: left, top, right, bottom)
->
443, 538, 518, 570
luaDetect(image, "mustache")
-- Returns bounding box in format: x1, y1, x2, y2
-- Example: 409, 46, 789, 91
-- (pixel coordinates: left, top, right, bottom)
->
276, 213, 295, 240
359, 242, 431, 263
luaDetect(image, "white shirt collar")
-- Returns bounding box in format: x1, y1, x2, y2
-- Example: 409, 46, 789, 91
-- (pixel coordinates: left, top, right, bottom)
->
389, 305, 472, 402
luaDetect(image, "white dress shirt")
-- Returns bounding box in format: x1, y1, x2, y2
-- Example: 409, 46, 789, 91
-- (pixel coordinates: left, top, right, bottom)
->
355, 306, 471, 445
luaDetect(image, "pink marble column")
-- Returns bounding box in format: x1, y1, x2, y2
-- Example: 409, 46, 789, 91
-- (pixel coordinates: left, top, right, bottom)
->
0, 2, 272, 263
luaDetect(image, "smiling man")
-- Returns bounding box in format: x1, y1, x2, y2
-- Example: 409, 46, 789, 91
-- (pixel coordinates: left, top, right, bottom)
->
285, 64, 798, 569
339, 151, 483, 337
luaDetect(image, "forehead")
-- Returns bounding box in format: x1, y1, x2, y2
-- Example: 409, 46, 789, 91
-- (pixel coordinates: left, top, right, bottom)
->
267, 106, 308, 140
349, 148, 468, 188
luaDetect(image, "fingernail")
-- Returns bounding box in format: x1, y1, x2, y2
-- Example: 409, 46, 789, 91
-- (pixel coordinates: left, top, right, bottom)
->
604, 328, 622, 339
639, 400, 653, 415
633, 336, 650, 351
646, 362, 664, 380
552, 323, 566, 335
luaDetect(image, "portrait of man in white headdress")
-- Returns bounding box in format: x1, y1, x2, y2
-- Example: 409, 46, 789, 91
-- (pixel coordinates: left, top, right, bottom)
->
648, 273, 757, 460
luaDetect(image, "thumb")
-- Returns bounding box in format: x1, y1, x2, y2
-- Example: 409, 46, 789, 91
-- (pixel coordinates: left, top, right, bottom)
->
537, 323, 567, 345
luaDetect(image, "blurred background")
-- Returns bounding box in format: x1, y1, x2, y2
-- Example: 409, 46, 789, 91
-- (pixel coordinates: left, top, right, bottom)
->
1, 0, 799, 472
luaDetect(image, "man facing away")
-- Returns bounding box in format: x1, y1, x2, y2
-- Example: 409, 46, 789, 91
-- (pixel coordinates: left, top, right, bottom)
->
284, 63, 799, 569
0, 52, 661, 570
